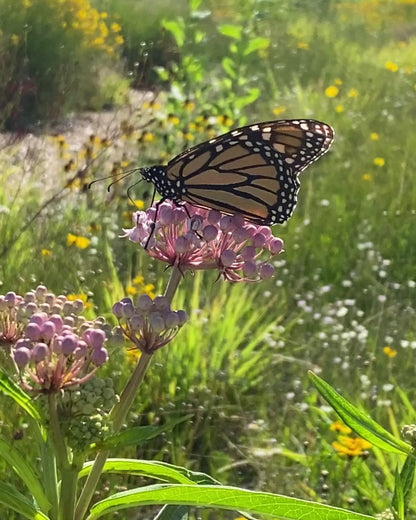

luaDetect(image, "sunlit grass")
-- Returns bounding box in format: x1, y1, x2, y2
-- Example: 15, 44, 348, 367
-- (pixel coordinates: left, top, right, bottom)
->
1, 0, 416, 517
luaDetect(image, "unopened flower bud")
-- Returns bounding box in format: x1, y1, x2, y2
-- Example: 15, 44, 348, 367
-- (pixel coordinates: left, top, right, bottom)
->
221, 250, 236, 267
40, 321, 56, 341
202, 225, 218, 242
174, 236, 190, 253
136, 294, 152, 311
25, 323, 41, 341
62, 335, 79, 355
92, 347, 108, 366
165, 311, 179, 328
176, 310, 188, 326
14, 347, 31, 367
260, 263, 275, 279
32, 343, 49, 362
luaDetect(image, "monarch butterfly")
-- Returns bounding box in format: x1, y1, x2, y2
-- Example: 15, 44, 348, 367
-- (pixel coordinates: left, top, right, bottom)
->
139, 119, 334, 225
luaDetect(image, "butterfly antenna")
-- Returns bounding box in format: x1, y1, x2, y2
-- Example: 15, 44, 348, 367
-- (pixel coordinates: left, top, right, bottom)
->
88, 168, 139, 191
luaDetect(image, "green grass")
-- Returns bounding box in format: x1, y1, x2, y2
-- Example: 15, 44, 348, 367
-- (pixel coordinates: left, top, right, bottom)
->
1, 0, 416, 518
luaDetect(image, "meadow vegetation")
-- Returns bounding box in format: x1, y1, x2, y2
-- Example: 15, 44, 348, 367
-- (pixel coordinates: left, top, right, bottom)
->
1, 0, 416, 518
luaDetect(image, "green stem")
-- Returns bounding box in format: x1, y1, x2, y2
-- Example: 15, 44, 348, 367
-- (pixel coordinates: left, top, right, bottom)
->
164, 266, 183, 303
48, 393, 80, 520
75, 266, 184, 519
40, 436, 59, 520
59, 465, 80, 520
48, 393, 69, 472
75, 352, 153, 520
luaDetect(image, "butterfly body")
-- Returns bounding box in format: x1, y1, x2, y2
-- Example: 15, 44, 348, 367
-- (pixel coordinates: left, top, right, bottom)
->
140, 119, 334, 225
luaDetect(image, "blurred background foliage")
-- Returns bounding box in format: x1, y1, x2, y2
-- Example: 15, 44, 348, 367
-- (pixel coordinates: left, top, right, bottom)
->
1, 0, 416, 517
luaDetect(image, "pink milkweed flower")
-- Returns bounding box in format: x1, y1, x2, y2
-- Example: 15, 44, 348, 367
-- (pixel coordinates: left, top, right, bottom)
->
113, 294, 188, 354
123, 201, 284, 282
0, 285, 120, 392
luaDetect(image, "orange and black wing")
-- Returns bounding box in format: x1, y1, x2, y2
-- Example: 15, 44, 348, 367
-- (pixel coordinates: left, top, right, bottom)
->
165, 119, 334, 224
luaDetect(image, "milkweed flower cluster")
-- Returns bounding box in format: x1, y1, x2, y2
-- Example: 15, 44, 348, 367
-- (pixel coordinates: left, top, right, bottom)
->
124, 201, 284, 282
0, 286, 119, 392
113, 294, 188, 353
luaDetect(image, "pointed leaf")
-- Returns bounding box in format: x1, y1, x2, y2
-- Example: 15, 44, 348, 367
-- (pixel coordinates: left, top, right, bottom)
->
243, 37, 270, 55
162, 20, 185, 47
0, 438, 50, 512
221, 57, 236, 79
0, 481, 50, 520
99, 416, 192, 450
392, 453, 416, 518
309, 372, 412, 455
392, 467, 405, 520
80, 459, 220, 485
87, 484, 375, 520
218, 24, 243, 40
0, 370, 40, 421
234, 88, 261, 110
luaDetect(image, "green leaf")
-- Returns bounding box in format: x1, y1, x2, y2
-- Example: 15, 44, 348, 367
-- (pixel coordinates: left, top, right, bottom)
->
162, 20, 185, 47
221, 57, 236, 79
79, 459, 220, 486
0, 370, 40, 421
86, 484, 376, 520
392, 453, 416, 518
309, 372, 413, 455
234, 87, 261, 110
154, 504, 189, 520
0, 437, 50, 512
393, 467, 405, 520
0, 481, 50, 520
218, 24, 243, 40
100, 416, 192, 450
243, 37, 270, 55
190, 0, 202, 11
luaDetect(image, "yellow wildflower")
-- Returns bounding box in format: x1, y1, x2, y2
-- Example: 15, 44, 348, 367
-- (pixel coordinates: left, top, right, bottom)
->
144, 284, 156, 298
93, 37, 105, 46
23, 0, 32, 7
143, 132, 155, 142
115, 35, 124, 45
374, 157, 385, 167
334, 78, 343, 85
11, 34, 19, 45
126, 285, 137, 295
330, 420, 352, 434
333, 436, 372, 457
133, 275, 144, 285
335, 105, 345, 113
383, 346, 397, 358
111, 22, 122, 32
184, 132, 195, 141
297, 41, 309, 50
67, 233, 91, 249
325, 85, 339, 98
168, 115, 180, 125
128, 199, 145, 210
347, 88, 359, 98
363, 173, 373, 181
42, 249, 52, 256
385, 61, 399, 72
273, 106, 287, 116
68, 293, 93, 309
370, 132, 379, 141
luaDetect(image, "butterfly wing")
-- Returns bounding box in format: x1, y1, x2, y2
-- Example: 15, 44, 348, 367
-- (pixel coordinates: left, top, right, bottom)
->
165, 119, 334, 224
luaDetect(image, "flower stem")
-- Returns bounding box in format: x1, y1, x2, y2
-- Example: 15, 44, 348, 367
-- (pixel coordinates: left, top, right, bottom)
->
164, 266, 183, 303
74, 267, 183, 520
